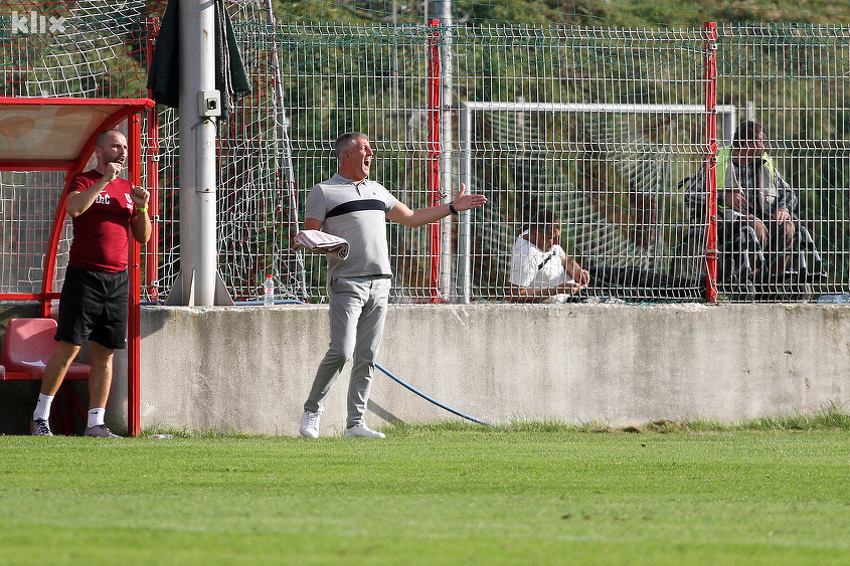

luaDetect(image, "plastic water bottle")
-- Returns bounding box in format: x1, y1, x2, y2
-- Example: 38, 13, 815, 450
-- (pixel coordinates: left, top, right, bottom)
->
263, 274, 275, 306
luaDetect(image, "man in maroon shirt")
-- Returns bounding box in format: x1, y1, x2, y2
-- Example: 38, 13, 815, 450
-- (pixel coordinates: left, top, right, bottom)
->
30, 130, 151, 437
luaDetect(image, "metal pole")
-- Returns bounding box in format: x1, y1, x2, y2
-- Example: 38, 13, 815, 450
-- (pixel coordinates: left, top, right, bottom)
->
722, 108, 737, 146
426, 19, 441, 302
457, 103, 472, 303
176, 0, 218, 306
434, 0, 454, 301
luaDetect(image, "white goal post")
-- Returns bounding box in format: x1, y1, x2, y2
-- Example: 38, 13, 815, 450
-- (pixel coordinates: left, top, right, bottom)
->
455, 101, 739, 303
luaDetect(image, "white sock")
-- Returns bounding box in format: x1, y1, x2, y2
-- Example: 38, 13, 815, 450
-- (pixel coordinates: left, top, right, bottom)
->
33, 394, 54, 421
87, 408, 106, 428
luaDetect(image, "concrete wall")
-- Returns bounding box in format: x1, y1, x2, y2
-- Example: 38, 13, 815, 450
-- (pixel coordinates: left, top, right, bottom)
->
139, 303, 850, 436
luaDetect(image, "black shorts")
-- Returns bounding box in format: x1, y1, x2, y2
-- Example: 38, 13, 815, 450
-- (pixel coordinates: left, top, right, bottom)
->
55, 265, 129, 350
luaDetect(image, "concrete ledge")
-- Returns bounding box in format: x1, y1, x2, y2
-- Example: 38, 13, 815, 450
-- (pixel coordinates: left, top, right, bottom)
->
139, 303, 850, 435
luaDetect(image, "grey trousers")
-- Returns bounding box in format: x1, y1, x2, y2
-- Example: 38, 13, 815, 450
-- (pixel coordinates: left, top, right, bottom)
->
304, 275, 391, 427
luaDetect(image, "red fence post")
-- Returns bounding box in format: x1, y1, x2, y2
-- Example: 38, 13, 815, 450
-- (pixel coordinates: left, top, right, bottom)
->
128, 113, 142, 437
703, 22, 719, 305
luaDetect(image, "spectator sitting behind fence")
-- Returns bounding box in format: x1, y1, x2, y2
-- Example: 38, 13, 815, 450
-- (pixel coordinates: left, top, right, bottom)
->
30, 130, 151, 437
299, 132, 488, 439
687, 120, 809, 282
508, 208, 590, 302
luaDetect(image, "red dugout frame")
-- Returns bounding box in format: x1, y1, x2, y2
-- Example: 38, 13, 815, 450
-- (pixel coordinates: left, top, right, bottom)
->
0, 96, 156, 436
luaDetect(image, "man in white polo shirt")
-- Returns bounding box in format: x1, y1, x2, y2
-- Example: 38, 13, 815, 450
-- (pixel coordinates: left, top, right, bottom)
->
509, 208, 589, 302
300, 132, 488, 438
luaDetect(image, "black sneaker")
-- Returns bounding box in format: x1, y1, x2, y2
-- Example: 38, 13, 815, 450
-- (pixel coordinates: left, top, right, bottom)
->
30, 418, 53, 436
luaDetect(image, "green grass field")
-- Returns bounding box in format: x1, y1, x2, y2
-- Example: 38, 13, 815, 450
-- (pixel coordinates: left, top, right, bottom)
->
2, 420, 849, 565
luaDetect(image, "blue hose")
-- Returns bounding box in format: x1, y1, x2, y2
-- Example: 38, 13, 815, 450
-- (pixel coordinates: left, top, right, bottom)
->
376, 363, 494, 427
142, 300, 309, 306
235, 299, 311, 306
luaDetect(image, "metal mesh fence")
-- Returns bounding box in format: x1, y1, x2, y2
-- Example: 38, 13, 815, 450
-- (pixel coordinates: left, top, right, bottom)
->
452, 27, 715, 302
0, 1, 153, 98
711, 24, 850, 301
3, 1, 850, 304
0, 171, 72, 294
152, 10, 306, 303
274, 22, 444, 302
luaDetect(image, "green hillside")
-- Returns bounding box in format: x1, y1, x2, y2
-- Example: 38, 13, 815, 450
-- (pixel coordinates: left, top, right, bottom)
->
272, 0, 850, 27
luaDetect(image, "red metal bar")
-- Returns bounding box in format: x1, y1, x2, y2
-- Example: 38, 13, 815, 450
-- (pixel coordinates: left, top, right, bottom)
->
40, 168, 83, 318
60, 385, 88, 436
127, 113, 142, 438
427, 19, 441, 302
144, 18, 161, 302
703, 22, 719, 305
0, 160, 76, 171
0, 96, 155, 107
0, 372, 32, 380
145, 112, 160, 302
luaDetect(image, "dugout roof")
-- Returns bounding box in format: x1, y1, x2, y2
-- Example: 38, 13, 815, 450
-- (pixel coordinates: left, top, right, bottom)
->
0, 97, 155, 170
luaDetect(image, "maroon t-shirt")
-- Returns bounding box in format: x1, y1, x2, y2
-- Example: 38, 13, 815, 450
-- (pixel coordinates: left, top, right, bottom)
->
67, 170, 137, 273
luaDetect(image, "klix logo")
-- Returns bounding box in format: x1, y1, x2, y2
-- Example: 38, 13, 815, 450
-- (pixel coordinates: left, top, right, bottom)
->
8, 11, 66, 35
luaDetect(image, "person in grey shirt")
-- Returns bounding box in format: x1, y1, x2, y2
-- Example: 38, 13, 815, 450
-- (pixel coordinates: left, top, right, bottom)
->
686, 121, 799, 282
300, 132, 488, 438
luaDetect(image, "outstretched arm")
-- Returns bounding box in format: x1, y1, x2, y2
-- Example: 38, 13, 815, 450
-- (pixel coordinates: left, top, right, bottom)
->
386, 184, 487, 227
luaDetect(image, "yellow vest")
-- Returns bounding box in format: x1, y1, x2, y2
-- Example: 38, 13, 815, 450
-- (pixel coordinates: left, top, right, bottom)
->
715, 147, 776, 190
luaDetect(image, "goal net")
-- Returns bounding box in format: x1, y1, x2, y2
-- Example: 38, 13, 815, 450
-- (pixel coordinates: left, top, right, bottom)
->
1, 1, 154, 298
457, 102, 737, 302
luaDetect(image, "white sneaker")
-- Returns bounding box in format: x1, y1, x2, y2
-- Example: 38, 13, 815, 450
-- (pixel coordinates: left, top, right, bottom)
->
344, 423, 386, 438
300, 411, 320, 438
84, 424, 121, 438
